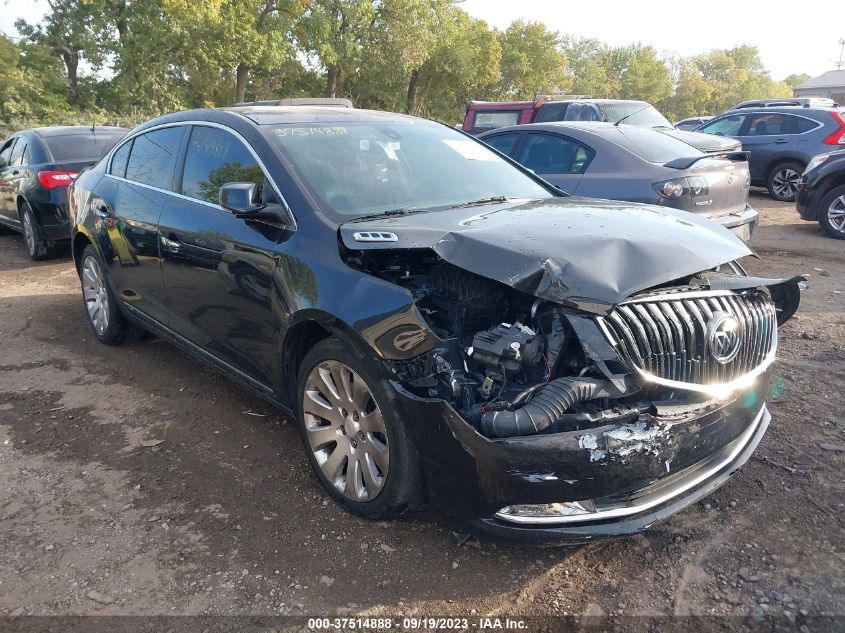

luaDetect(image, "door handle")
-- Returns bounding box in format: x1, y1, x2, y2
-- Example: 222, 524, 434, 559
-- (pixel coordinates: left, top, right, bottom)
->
773, 138, 788, 144
160, 235, 182, 252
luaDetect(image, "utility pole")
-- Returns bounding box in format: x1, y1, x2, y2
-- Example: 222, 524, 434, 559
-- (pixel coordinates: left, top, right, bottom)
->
837, 38, 845, 70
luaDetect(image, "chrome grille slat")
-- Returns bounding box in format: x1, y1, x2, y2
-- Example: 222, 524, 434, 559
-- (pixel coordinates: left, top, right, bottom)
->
602, 289, 777, 390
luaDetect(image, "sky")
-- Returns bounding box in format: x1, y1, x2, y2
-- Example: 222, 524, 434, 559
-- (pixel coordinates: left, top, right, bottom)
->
1, 0, 842, 81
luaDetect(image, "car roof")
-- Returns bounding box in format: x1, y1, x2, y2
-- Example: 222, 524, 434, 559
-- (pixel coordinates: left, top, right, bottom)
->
480, 121, 648, 136
133, 106, 424, 133
719, 106, 841, 117
27, 126, 128, 138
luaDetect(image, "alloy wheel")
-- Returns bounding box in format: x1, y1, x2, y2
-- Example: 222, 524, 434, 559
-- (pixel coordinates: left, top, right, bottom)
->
82, 256, 110, 336
302, 360, 389, 502
771, 168, 800, 199
22, 210, 35, 255
828, 195, 845, 234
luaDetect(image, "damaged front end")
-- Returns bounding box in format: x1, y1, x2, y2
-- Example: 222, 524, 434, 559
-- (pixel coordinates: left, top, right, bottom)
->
339, 202, 802, 539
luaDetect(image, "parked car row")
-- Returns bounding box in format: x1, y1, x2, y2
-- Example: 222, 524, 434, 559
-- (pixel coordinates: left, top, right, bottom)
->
0, 126, 128, 258
694, 105, 845, 202
479, 121, 759, 240
0, 103, 806, 542
464, 96, 845, 209
463, 97, 742, 153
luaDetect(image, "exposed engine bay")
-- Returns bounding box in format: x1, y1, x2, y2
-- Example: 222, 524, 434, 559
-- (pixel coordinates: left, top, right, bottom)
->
343, 246, 800, 440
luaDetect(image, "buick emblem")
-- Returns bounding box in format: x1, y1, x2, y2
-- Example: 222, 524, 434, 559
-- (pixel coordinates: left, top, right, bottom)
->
707, 311, 742, 364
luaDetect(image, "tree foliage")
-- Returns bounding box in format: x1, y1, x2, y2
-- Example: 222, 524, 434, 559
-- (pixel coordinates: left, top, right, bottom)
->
1, 0, 808, 138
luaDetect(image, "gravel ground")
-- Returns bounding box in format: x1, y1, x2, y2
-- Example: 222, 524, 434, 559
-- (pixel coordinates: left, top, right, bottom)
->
0, 192, 843, 625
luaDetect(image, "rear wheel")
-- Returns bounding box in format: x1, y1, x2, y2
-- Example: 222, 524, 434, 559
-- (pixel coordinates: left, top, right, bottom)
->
79, 245, 131, 344
295, 337, 423, 518
818, 184, 845, 239
766, 162, 803, 202
21, 202, 51, 260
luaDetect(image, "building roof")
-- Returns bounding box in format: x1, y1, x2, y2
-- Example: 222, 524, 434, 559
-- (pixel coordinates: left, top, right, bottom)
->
796, 70, 845, 90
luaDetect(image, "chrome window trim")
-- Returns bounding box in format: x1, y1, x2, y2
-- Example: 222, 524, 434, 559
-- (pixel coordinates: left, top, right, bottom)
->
494, 404, 768, 526
104, 120, 296, 229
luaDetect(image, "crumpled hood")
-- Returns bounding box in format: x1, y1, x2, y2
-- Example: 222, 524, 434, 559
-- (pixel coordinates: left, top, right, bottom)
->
340, 197, 753, 314
659, 127, 741, 153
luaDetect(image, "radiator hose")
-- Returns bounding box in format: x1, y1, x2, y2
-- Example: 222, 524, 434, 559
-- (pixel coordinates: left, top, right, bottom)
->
480, 377, 610, 438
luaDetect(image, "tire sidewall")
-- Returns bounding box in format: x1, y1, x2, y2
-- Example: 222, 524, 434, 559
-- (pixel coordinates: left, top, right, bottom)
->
294, 337, 422, 518
79, 244, 128, 344
818, 184, 845, 239
767, 162, 803, 202
21, 203, 47, 260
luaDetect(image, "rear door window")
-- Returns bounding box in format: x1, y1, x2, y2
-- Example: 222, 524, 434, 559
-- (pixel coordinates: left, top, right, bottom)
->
791, 116, 821, 134
125, 127, 184, 190
699, 114, 747, 137
472, 111, 520, 132
482, 133, 520, 156
517, 133, 594, 174
181, 126, 264, 205
109, 140, 132, 178
745, 113, 793, 136
9, 138, 27, 166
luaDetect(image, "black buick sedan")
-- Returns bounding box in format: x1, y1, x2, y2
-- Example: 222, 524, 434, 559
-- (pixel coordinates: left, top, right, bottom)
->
68, 106, 802, 540
0, 126, 127, 259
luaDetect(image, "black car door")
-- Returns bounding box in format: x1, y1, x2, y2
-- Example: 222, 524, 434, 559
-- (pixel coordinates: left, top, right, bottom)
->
0, 136, 26, 226
158, 124, 289, 389
95, 126, 185, 326
0, 138, 18, 223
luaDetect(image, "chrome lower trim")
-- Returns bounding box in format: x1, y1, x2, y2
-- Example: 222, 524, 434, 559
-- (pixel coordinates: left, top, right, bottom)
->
494, 404, 768, 526
634, 332, 777, 396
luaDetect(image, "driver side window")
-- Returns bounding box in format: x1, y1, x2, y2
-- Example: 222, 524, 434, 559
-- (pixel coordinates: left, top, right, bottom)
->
181, 126, 264, 205
700, 114, 746, 137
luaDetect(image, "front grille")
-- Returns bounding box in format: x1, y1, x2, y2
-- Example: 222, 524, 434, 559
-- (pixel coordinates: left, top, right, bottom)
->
601, 289, 777, 389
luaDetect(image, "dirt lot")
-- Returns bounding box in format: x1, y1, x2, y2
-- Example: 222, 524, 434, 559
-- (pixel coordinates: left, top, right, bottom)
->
1, 192, 843, 624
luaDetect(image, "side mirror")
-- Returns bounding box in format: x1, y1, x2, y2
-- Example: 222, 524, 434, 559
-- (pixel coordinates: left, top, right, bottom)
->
219, 182, 264, 214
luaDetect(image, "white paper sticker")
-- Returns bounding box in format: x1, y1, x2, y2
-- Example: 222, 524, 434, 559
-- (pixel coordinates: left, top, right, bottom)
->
442, 139, 498, 161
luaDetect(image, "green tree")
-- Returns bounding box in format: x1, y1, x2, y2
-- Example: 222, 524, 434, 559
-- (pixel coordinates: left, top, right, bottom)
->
605, 44, 672, 105
783, 73, 810, 89
498, 20, 566, 99
299, 0, 378, 97
14, 0, 102, 104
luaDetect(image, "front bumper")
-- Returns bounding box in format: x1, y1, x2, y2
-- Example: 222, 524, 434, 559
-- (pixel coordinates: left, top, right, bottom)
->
716, 205, 759, 241
396, 377, 771, 542
795, 179, 817, 221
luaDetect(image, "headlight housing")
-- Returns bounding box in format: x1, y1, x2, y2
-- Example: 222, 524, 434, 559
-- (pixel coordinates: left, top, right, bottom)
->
805, 154, 830, 174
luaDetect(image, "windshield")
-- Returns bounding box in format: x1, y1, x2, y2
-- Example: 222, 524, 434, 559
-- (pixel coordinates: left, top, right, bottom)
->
45, 133, 126, 162
599, 103, 674, 129
606, 126, 703, 163
266, 121, 552, 220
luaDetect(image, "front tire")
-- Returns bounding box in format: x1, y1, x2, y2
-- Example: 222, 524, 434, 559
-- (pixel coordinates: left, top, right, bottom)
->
21, 202, 51, 260
766, 162, 803, 202
79, 245, 131, 345
818, 184, 845, 239
295, 337, 423, 518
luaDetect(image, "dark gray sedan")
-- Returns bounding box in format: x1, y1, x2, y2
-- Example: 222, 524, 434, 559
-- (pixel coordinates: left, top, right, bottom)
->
479, 122, 759, 240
